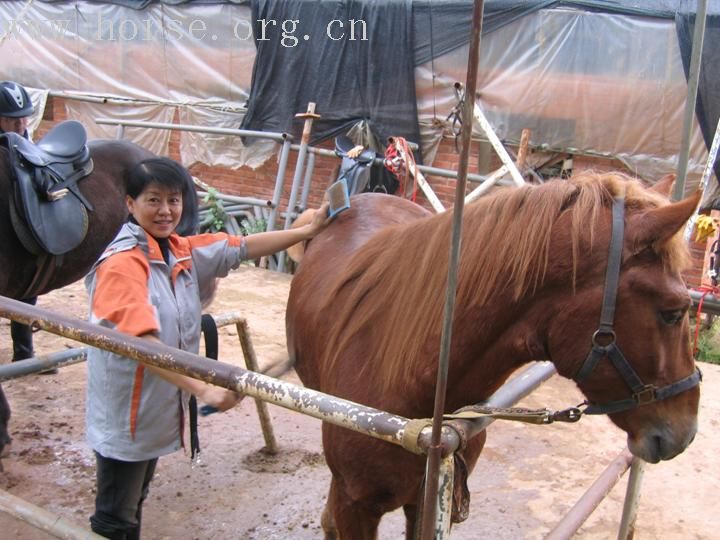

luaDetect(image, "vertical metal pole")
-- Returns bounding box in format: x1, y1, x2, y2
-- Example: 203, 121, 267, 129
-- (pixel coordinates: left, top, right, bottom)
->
300, 151, 317, 211
617, 458, 646, 540
115, 124, 125, 140
236, 319, 278, 454
419, 1, 485, 538
433, 455, 455, 539
277, 102, 319, 273
265, 136, 293, 234
264, 137, 292, 270
674, 0, 708, 201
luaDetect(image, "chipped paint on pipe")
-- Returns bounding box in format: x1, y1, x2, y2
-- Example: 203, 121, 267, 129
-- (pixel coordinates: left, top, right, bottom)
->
434, 455, 455, 539
0, 297, 418, 448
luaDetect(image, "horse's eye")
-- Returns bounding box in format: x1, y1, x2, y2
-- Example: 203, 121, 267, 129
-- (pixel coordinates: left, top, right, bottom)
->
659, 309, 685, 326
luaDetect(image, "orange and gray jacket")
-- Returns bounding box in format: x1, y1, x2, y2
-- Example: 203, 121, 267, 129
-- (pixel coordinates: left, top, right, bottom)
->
85, 222, 247, 461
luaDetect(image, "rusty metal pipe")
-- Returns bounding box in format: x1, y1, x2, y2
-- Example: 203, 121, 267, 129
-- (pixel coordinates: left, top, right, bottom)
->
0, 297, 420, 448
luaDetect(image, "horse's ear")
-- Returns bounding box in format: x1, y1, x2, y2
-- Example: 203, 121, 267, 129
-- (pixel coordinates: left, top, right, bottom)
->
650, 174, 676, 198
626, 190, 701, 251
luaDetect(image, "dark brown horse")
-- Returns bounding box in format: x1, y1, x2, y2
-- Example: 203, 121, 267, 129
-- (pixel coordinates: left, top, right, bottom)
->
0, 136, 198, 457
286, 173, 701, 539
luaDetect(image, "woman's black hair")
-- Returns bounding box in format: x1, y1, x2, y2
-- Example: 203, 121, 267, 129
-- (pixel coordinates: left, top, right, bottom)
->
126, 157, 199, 236
127, 157, 191, 199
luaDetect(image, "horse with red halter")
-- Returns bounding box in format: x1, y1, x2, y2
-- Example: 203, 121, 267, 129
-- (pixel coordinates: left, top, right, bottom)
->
0, 131, 198, 459
286, 172, 701, 539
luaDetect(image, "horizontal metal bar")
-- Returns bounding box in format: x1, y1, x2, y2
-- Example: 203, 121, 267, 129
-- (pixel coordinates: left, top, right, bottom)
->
689, 289, 720, 316
210, 312, 245, 328
545, 449, 633, 540
442, 362, 557, 443
0, 488, 103, 539
300, 144, 513, 186
197, 190, 273, 208
94, 118, 291, 143
0, 348, 87, 381
0, 297, 419, 449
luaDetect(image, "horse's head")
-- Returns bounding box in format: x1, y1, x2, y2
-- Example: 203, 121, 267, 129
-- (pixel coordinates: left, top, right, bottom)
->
546, 175, 701, 463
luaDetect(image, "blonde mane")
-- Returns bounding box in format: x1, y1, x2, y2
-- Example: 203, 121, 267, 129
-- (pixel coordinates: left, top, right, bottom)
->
320, 172, 690, 391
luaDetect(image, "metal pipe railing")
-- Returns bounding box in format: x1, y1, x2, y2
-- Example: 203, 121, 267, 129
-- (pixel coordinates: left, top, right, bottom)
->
95, 118, 291, 143
546, 450, 633, 540
0, 348, 86, 381
0, 488, 103, 540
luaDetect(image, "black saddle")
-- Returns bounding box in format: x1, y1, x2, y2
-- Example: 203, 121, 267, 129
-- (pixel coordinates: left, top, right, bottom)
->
334, 135, 375, 195
2, 120, 94, 256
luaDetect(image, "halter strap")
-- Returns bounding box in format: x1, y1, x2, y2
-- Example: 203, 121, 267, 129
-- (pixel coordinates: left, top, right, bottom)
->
574, 195, 702, 416
576, 196, 625, 383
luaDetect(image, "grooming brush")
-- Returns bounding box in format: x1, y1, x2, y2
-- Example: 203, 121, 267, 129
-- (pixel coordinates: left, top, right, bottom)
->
326, 177, 351, 218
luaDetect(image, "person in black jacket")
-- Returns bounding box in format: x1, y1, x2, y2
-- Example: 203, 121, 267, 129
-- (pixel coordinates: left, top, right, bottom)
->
0, 80, 48, 370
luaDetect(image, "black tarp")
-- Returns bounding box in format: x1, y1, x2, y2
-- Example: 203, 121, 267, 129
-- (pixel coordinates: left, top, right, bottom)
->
676, 2, 720, 188
240, 0, 718, 165
240, 0, 421, 154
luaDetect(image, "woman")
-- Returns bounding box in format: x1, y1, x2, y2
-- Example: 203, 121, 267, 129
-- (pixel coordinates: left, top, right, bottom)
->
85, 157, 329, 539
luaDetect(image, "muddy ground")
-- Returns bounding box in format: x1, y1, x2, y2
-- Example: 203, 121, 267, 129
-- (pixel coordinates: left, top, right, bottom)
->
0, 266, 717, 539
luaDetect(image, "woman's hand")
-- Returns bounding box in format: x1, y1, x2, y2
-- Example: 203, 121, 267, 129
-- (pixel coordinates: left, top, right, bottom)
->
200, 385, 243, 412
304, 202, 332, 237
244, 202, 332, 259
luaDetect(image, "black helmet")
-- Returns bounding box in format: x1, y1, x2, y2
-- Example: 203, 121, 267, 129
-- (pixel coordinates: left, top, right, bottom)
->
0, 81, 34, 118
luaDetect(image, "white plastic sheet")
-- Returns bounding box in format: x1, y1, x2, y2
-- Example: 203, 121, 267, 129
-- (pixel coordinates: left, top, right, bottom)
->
416, 8, 707, 187
1, 2, 709, 183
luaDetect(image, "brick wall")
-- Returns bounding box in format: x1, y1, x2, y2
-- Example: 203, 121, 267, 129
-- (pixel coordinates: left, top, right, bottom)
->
37, 96, 707, 285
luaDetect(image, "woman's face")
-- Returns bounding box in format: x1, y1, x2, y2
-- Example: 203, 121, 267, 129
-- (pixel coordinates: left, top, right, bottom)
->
126, 182, 183, 239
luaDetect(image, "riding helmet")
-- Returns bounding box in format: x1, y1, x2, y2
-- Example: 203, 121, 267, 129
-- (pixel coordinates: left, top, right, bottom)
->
0, 81, 34, 118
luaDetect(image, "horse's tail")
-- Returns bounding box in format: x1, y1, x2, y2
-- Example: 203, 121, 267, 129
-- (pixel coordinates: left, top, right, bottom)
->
259, 354, 296, 379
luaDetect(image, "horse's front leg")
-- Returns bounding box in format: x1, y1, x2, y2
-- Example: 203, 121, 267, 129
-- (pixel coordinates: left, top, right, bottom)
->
402, 503, 418, 540
324, 474, 382, 540
321, 476, 339, 540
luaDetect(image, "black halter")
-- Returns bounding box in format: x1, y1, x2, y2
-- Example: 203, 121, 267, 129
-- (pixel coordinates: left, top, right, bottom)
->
575, 196, 702, 415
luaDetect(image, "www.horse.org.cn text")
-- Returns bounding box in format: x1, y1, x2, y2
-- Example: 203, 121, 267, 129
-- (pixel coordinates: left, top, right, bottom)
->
0, 15, 369, 47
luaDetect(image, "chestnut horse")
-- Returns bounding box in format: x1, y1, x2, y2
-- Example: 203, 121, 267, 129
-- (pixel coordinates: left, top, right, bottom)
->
0, 137, 198, 457
286, 173, 701, 539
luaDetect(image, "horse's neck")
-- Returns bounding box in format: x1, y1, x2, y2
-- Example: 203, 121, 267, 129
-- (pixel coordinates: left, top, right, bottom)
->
444, 290, 554, 411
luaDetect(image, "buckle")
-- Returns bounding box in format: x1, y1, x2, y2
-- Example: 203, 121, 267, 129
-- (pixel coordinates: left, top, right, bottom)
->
47, 188, 69, 201
634, 385, 657, 405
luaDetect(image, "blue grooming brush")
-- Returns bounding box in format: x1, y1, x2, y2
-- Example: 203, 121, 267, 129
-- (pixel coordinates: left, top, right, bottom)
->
327, 178, 350, 218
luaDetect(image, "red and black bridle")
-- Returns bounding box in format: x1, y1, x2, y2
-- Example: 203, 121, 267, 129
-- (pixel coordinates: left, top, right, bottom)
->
574, 195, 702, 415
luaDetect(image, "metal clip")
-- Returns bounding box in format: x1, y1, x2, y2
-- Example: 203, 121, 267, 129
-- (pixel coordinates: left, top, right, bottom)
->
547, 407, 583, 423
47, 188, 69, 201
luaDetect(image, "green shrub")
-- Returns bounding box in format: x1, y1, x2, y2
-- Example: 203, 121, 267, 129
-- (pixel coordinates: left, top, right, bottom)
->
201, 188, 228, 233
693, 317, 720, 365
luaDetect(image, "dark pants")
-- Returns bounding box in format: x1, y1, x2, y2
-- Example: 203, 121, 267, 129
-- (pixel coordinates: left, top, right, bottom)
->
11, 296, 37, 361
90, 452, 158, 540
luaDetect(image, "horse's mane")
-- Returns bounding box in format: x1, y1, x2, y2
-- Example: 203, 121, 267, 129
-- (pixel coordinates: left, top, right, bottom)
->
320, 172, 689, 392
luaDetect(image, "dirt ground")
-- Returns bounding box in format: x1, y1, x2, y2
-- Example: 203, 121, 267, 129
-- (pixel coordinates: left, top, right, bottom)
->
0, 265, 717, 539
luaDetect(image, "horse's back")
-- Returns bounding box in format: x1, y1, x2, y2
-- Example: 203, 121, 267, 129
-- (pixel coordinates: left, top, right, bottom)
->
287, 193, 430, 390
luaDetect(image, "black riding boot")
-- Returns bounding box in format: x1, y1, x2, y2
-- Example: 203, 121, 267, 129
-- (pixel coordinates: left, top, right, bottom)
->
11, 297, 36, 361
11, 297, 56, 374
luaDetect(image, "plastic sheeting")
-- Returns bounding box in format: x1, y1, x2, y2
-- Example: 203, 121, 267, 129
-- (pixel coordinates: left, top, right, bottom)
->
0, 0, 713, 186
0, 1, 265, 166
415, 8, 707, 187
